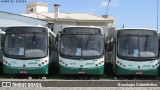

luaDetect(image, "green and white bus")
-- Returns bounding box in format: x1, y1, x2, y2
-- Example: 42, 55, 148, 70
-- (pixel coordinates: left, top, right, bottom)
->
106, 28, 159, 75
3, 26, 56, 74
58, 26, 105, 75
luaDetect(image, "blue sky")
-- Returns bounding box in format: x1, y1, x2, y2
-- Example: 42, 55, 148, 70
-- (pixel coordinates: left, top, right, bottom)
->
0, 0, 159, 30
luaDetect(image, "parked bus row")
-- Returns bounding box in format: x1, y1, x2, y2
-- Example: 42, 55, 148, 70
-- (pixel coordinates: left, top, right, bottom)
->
0, 26, 159, 77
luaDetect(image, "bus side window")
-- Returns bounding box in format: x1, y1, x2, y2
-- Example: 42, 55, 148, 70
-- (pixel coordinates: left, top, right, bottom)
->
0, 35, 3, 50
105, 39, 109, 52
49, 33, 54, 48
106, 37, 114, 52
0, 30, 4, 50
49, 33, 57, 51
49, 33, 54, 44
159, 38, 160, 54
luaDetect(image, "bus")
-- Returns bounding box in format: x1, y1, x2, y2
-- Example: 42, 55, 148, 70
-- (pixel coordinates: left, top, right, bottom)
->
106, 28, 159, 76
58, 26, 105, 75
3, 26, 56, 74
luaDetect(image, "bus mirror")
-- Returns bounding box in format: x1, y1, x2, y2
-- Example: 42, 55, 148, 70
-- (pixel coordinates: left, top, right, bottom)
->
113, 37, 116, 43
0, 40, 4, 50
49, 37, 52, 44
55, 34, 59, 42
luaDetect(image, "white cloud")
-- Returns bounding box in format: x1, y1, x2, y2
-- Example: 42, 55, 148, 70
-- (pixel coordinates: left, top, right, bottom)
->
101, 1, 108, 7
88, 8, 96, 14
100, 0, 119, 7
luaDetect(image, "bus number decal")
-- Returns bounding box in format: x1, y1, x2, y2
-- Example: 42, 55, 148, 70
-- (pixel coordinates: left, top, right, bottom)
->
28, 62, 38, 65
11, 61, 17, 64
70, 63, 75, 65
142, 65, 150, 67
85, 63, 94, 65
128, 64, 133, 67
92, 60, 97, 62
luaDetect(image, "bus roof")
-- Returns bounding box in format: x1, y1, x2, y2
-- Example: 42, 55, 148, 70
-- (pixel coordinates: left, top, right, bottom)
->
117, 29, 157, 36
5, 25, 56, 37
106, 28, 157, 39
61, 26, 103, 34
6, 25, 46, 28
62, 26, 101, 28
116, 28, 156, 31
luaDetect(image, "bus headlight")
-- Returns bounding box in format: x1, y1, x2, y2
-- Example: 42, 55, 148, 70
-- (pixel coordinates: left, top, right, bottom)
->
117, 61, 120, 63
120, 63, 122, 65
155, 64, 158, 66
23, 65, 26, 67
95, 64, 98, 67
5, 61, 8, 64
45, 60, 47, 63
62, 62, 65, 64
38, 64, 41, 66
99, 61, 104, 65
80, 65, 83, 68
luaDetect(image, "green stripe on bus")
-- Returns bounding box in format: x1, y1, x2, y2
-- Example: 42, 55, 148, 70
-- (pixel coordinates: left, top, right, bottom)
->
115, 65, 159, 75
59, 65, 104, 75
3, 64, 49, 74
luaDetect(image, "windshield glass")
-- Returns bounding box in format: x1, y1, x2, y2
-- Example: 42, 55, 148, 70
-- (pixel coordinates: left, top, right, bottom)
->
4, 33, 47, 58
118, 35, 158, 58
61, 35, 103, 57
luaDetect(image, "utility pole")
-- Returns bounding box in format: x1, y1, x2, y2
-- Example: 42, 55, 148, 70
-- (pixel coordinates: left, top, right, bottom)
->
157, 0, 159, 32
106, 0, 111, 18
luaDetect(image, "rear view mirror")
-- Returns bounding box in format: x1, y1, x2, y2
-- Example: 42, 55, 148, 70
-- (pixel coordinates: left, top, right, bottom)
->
55, 34, 59, 42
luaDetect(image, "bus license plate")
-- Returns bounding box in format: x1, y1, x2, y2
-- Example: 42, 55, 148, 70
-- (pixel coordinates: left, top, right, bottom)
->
20, 71, 28, 74
78, 71, 85, 74
136, 72, 143, 75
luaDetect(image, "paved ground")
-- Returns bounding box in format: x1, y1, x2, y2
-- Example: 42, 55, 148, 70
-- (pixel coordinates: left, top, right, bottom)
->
0, 79, 159, 90
0, 87, 160, 90
0, 74, 159, 90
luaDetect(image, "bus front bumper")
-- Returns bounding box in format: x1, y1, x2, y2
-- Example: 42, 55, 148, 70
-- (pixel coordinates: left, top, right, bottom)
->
3, 64, 49, 74
115, 65, 159, 76
59, 65, 104, 75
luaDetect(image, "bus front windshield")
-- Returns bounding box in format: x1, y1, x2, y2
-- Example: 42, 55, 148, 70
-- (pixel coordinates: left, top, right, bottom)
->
118, 35, 158, 59
4, 33, 47, 58
61, 35, 104, 58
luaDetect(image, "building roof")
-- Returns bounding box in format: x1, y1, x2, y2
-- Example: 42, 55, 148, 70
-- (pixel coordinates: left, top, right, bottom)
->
0, 11, 46, 27
0, 11, 46, 21
22, 12, 115, 21
26, 2, 49, 8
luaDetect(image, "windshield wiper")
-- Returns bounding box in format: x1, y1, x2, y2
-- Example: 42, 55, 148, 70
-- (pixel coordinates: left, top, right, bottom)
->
124, 34, 130, 47
11, 35, 16, 48
29, 32, 38, 48
144, 35, 149, 51
31, 32, 37, 44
